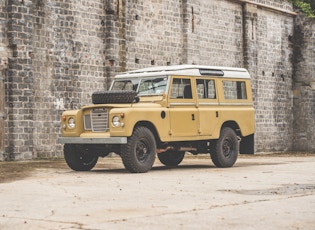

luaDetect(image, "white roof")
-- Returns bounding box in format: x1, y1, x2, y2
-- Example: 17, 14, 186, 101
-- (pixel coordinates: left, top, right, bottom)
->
115, 65, 250, 79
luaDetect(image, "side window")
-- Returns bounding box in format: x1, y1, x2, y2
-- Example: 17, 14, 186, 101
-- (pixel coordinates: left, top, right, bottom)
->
196, 81, 205, 98
196, 79, 216, 99
170, 78, 192, 99
223, 81, 247, 100
207, 80, 216, 99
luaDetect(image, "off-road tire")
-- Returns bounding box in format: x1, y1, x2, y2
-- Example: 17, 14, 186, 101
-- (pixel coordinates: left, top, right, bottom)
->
92, 90, 137, 104
120, 126, 156, 173
158, 151, 185, 166
210, 127, 239, 168
64, 144, 98, 171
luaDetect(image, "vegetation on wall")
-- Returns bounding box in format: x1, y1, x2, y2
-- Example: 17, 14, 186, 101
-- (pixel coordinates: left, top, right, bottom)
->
290, 0, 315, 17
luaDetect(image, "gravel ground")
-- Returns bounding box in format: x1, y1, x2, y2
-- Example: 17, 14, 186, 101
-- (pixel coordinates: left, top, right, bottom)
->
0, 153, 314, 229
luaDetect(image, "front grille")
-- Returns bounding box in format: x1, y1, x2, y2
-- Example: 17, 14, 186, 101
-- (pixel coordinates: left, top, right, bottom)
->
84, 108, 109, 132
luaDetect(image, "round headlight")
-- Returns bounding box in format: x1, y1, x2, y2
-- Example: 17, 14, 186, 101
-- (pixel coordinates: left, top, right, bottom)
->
68, 117, 76, 129
112, 116, 121, 127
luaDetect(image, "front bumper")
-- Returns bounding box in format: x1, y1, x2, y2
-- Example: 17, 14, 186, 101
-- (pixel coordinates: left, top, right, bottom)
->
58, 136, 127, 144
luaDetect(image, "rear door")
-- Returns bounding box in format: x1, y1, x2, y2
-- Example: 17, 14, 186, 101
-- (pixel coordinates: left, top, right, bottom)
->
196, 78, 220, 136
168, 76, 199, 137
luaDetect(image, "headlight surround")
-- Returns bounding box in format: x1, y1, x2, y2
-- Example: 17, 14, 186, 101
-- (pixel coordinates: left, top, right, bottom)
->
68, 117, 76, 129
112, 116, 121, 127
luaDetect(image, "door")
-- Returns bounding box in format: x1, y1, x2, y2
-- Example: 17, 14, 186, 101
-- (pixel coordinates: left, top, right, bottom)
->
168, 77, 199, 137
196, 78, 220, 136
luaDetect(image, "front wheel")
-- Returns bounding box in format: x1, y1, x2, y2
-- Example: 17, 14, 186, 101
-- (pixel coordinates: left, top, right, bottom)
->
120, 126, 156, 173
64, 144, 98, 171
210, 127, 239, 168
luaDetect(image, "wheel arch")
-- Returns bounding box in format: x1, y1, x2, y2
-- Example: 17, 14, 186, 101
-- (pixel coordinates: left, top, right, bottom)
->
221, 121, 254, 154
221, 120, 241, 136
134, 121, 162, 145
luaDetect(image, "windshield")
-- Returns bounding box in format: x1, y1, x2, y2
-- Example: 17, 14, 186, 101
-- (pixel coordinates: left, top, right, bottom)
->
111, 79, 139, 91
111, 76, 168, 96
138, 77, 167, 95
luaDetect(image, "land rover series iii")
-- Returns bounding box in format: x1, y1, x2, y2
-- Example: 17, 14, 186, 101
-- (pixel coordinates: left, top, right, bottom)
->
59, 65, 255, 173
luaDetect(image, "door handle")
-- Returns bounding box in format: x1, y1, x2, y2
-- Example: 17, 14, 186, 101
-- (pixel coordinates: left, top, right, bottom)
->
216, 111, 219, 117
192, 114, 195, 121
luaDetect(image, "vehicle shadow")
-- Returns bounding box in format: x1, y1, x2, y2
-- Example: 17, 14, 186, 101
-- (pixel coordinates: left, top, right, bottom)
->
87, 163, 215, 174
90, 161, 285, 174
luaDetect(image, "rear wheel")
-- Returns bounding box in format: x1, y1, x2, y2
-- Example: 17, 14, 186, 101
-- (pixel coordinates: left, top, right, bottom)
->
210, 127, 239, 168
64, 144, 98, 171
158, 151, 185, 166
120, 126, 156, 173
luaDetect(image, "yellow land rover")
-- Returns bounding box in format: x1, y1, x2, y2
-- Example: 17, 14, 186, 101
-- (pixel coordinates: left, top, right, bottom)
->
59, 65, 255, 173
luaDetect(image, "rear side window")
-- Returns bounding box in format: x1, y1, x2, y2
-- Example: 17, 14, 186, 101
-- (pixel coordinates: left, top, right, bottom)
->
196, 79, 216, 99
223, 81, 247, 100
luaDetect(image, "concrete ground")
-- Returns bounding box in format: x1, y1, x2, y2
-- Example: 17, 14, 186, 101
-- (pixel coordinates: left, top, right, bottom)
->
0, 153, 314, 230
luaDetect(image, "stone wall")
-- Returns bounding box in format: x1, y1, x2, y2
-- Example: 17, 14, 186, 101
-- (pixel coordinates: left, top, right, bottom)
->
2, 0, 109, 159
0, 0, 7, 161
5, 0, 35, 160
119, 0, 244, 68
248, 4, 294, 151
0, 0, 313, 160
292, 13, 315, 151
31, 0, 108, 158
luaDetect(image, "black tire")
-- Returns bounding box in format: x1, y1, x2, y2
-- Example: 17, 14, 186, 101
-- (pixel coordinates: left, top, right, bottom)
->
64, 144, 98, 171
120, 126, 156, 173
158, 151, 185, 166
210, 127, 239, 168
92, 90, 137, 104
